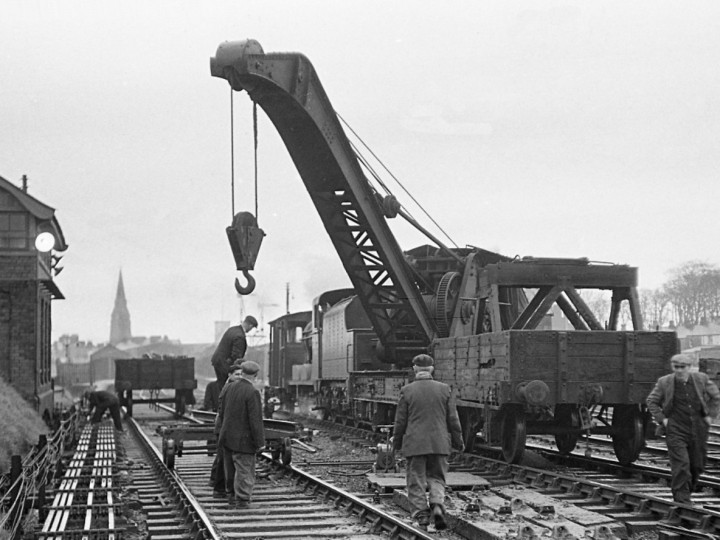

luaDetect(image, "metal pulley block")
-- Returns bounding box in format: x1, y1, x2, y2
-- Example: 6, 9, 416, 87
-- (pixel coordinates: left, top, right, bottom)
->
226, 211, 265, 294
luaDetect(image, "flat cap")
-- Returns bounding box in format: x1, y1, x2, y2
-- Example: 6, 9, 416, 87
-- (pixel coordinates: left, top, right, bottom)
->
412, 354, 434, 367
240, 360, 260, 375
244, 315, 259, 328
670, 353, 692, 365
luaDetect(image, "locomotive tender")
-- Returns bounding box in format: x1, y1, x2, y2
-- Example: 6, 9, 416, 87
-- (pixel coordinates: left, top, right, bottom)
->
212, 39, 678, 464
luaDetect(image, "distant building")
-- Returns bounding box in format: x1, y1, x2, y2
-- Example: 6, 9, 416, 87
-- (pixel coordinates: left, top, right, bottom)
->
677, 322, 720, 350
89, 344, 132, 384
110, 270, 132, 345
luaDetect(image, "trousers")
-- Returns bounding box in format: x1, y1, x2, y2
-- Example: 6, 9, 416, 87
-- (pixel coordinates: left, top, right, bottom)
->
230, 452, 257, 502
666, 416, 709, 503
405, 454, 449, 516
211, 445, 226, 492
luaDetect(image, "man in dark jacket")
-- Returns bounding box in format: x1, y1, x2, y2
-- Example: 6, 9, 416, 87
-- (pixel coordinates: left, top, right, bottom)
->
211, 363, 243, 497
647, 353, 720, 504
211, 315, 258, 387
86, 390, 123, 431
393, 354, 464, 530
217, 360, 266, 508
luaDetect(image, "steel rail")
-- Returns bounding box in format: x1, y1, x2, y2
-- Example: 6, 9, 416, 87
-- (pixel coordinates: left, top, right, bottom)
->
270, 457, 437, 540
524, 437, 720, 492
126, 415, 221, 540
453, 452, 720, 535
149, 406, 439, 539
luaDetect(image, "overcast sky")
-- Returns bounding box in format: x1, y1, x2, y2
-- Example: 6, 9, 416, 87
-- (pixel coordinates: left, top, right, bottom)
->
1, 1, 718, 344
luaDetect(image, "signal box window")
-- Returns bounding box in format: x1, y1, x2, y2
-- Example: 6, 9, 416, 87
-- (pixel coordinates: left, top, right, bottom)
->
0, 211, 29, 249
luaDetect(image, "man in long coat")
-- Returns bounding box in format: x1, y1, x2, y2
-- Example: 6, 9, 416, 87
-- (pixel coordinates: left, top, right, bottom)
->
393, 354, 464, 530
217, 360, 265, 508
647, 353, 720, 504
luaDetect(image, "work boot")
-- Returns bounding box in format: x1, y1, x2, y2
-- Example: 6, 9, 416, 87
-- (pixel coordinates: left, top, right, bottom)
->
414, 510, 430, 530
432, 503, 447, 530
234, 499, 250, 509
212, 490, 226, 499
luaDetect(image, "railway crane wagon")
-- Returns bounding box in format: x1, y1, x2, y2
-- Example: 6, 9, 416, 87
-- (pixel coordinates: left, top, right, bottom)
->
211, 39, 678, 464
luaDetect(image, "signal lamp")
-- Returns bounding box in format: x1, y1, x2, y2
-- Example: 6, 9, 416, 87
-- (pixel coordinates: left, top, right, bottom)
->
35, 231, 56, 252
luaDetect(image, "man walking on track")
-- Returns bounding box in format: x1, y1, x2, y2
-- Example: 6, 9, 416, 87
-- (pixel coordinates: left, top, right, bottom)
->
392, 353, 464, 530
647, 353, 720, 504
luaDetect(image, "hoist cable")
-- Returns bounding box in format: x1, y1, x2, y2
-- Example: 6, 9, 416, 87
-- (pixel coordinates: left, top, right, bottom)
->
338, 112, 458, 249
230, 88, 235, 219
253, 101, 259, 222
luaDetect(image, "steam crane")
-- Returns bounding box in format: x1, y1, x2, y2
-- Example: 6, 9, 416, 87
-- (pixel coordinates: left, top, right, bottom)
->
211, 39, 678, 465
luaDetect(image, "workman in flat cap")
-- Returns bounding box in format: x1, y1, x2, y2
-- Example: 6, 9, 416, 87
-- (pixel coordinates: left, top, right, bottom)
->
217, 360, 265, 509
647, 353, 720, 504
211, 315, 258, 387
210, 362, 244, 498
392, 353, 464, 530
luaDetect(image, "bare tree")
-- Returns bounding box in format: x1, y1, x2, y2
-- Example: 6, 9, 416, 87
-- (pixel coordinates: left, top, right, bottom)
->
578, 290, 610, 328
663, 261, 720, 326
638, 288, 671, 330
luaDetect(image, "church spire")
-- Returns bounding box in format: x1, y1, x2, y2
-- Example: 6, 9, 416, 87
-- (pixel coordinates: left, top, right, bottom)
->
110, 270, 132, 345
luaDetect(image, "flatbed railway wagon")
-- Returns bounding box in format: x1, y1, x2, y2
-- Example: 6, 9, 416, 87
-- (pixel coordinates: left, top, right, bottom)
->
115, 355, 197, 417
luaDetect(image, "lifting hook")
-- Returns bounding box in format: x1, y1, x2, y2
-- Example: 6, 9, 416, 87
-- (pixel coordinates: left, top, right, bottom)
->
234, 269, 256, 295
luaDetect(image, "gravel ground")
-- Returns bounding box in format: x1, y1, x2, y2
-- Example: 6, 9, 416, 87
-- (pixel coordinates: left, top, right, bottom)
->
283, 423, 467, 538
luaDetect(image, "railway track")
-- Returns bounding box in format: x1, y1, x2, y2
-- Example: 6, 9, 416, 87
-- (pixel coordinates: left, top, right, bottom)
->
28, 402, 720, 540
286, 412, 720, 539
32, 404, 446, 540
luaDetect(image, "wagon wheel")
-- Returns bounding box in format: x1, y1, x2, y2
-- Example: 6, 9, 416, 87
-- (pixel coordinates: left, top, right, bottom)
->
281, 437, 292, 465
554, 404, 580, 455
500, 407, 526, 464
163, 439, 176, 470
612, 405, 644, 466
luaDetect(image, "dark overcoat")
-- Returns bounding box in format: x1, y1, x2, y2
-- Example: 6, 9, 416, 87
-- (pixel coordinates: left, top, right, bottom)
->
88, 390, 119, 409
217, 378, 265, 453
393, 378, 464, 456
211, 325, 247, 368
647, 371, 720, 424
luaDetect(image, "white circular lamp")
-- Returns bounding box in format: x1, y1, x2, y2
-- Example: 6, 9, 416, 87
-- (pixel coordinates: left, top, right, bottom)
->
35, 231, 56, 252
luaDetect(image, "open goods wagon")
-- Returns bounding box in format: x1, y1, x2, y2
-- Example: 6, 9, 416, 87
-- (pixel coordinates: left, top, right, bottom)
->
434, 329, 678, 464
115, 356, 197, 417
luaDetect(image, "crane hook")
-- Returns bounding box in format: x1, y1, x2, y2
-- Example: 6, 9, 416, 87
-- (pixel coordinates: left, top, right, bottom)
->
234, 269, 256, 295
